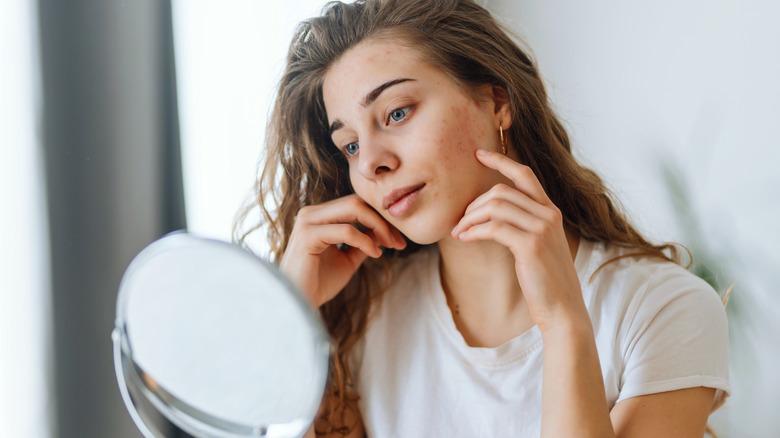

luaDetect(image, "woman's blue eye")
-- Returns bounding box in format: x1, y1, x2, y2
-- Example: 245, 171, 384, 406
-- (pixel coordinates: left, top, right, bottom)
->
390, 106, 409, 122
345, 142, 359, 156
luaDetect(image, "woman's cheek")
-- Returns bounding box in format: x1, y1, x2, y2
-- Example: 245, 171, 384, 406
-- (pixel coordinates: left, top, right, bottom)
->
348, 174, 374, 208
440, 113, 484, 171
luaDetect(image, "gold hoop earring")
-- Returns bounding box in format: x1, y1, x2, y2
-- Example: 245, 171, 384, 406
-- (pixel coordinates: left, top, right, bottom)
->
499, 123, 507, 155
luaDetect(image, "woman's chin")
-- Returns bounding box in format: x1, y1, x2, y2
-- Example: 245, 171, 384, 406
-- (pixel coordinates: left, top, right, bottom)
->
398, 225, 454, 247
406, 235, 439, 246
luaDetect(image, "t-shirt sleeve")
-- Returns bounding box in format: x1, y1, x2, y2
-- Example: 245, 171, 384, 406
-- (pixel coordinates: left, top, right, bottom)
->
616, 266, 730, 409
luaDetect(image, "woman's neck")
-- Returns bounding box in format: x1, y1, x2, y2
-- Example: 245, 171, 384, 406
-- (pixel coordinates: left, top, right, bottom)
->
436, 227, 580, 348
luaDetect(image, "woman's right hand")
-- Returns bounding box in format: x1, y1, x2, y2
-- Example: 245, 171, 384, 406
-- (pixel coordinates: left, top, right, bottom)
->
279, 194, 406, 308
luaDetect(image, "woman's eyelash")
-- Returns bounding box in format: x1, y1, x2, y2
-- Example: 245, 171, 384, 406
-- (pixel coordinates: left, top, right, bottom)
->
387, 105, 412, 124
344, 141, 359, 156
338, 106, 413, 158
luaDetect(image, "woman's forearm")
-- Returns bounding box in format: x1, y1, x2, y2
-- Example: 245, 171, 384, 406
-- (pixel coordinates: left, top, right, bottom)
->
540, 314, 615, 438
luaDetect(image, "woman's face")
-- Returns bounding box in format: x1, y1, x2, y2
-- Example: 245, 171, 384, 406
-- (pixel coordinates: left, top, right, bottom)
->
323, 39, 509, 244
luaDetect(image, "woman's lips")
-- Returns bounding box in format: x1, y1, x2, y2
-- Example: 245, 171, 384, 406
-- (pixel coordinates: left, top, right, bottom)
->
383, 183, 425, 217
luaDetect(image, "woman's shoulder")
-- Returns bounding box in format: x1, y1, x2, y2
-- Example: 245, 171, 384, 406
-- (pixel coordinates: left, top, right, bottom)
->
581, 239, 725, 329
581, 240, 712, 294
582, 242, 731, 405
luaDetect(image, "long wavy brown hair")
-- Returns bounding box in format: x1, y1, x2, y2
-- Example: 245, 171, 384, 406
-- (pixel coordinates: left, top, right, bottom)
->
235, 0, 685, 434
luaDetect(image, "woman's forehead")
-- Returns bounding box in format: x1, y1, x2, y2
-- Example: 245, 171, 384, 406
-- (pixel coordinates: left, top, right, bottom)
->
325, 41, 429, 88
322, 40, 444, 113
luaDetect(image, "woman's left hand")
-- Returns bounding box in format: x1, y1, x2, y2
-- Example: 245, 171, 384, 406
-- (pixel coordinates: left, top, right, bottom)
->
450, 149, 587, 331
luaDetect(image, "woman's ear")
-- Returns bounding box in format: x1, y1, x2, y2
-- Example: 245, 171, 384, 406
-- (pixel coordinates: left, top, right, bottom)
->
491, 85, 512, 130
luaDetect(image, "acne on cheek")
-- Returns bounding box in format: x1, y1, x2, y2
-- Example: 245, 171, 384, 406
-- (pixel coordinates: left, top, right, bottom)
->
444, 105, 482, 158
442, 150, 455, 172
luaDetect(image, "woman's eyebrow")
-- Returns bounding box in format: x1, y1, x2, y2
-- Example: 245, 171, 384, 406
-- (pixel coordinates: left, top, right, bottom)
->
361, 78, 415, 107
329, 78, 415, 135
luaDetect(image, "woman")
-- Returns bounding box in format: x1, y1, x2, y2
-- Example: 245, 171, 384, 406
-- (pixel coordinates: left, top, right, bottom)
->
237, 0, 730, 436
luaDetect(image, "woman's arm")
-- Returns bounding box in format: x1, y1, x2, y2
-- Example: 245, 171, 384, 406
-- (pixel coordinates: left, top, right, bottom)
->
541, 316, 716, 437
540, 315, 615, 437
454, 150, 615, 436
610, 387, 715, 437
454, 150, 717, 437
279, 195, 388, 438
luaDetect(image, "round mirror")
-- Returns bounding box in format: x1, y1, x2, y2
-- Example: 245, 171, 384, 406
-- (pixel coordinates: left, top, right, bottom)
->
112, 232, 330, 438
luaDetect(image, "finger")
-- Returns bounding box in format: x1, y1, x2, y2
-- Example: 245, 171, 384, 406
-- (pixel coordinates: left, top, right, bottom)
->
463, 183, 548, 218
475, 149, 551, 205
300, 195, 405, 249
456, 220, 530, 252
452, 199, 546, 238
305, 223, 383, 258
389, 225, 407, 249
339, 245, 370, 269
363, 225, 408, 253
331, 196, 406, 249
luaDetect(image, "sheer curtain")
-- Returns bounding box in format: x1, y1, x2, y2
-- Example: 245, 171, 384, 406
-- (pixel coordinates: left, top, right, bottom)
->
33, 0, 185, 437
2, 1, 334, 436
0, 1, 53, 437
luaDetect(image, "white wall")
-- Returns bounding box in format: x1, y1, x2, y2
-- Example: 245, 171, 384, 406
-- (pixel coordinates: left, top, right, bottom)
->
489, 0, 780, 436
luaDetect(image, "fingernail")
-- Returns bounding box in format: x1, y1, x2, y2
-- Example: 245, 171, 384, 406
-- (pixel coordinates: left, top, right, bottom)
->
458, 232, 467, 240
476, 149, 490, 156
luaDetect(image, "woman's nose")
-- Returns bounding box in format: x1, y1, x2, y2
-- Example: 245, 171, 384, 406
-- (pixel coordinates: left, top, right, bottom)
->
357, 136, 399, 180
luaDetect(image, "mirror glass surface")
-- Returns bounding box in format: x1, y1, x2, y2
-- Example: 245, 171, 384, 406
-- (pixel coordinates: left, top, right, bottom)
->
113, 232, 330, 438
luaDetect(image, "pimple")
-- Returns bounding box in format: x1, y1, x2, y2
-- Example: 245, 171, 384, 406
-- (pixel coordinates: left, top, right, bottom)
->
443, 156, 455, 171
450, 105, 465, 119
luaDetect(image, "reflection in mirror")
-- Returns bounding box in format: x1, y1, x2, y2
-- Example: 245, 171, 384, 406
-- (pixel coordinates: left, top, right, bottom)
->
113, 232, 330, 438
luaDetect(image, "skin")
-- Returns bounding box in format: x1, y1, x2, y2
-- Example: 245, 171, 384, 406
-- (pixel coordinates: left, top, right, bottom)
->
288, 38, 716, 438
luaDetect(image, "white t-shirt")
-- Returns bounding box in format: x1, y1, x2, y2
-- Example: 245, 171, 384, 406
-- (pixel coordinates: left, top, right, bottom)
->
350, 239, 730, 437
